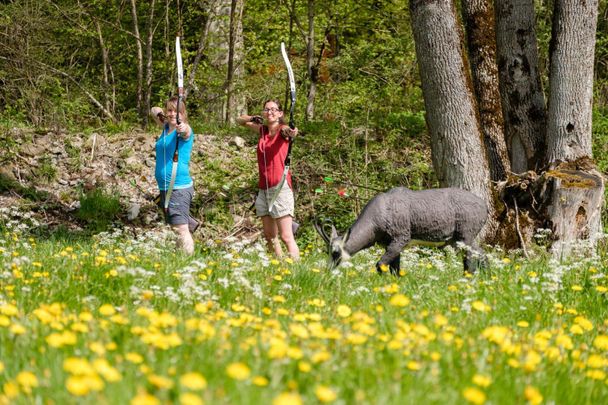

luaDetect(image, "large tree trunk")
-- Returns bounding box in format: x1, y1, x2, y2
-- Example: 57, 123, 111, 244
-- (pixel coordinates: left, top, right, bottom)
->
143, 0, 157, 130
543, 0, 602, 256
130, 0, 144, 123
225, 0, 245, 124
409, 0, 492, 211
461, 0, 510, 182
495, 0, 546, 173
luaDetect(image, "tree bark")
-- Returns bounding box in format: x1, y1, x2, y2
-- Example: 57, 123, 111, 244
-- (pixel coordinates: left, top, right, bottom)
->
546, 0, 599, 163
543, 0, 603, 256
409, 0, 492, 209
495, 0, 546, 173
225, 0, 245, 124
461, 0, 510, 181
130, 0, 144, 122
143, 0, 157, 129
95, 19, 114, 116
186, 3, 214, 98
306, 0, 316, 121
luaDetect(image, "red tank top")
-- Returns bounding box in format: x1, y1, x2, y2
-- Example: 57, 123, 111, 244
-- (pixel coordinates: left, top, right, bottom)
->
257, 125, 292, 189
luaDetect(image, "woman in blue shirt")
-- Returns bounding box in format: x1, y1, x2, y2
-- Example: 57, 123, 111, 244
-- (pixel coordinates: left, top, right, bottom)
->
151, 96, 198, 255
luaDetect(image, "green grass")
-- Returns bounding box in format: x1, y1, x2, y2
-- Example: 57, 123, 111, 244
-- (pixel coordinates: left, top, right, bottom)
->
1, 210, 608, 404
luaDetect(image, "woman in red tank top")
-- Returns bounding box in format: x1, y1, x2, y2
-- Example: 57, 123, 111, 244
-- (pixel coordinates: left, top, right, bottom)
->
237, 99, 300, 260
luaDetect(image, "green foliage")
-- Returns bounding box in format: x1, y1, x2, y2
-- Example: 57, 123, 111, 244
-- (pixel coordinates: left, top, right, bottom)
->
0, 173, 49, 202
592, 108, 608, 172
76, 188, 122, 232
35, 156, 58, 184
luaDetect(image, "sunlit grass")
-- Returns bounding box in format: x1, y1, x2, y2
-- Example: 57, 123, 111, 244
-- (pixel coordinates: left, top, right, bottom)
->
1, 207, 608, 404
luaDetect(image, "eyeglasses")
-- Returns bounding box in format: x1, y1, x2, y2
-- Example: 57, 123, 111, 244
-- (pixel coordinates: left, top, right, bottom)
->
263, 107, 281, 113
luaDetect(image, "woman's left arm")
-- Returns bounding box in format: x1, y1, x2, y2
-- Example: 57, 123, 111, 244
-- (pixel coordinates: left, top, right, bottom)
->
177, 123, 192, 141
280, 125, 298, 139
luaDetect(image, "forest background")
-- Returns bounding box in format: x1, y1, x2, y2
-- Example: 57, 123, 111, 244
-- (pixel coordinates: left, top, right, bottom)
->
1, 0, 608, 242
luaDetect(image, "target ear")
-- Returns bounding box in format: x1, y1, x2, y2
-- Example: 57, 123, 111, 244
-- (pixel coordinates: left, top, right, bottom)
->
330, 225, 339, 240
342, 228, 350, 244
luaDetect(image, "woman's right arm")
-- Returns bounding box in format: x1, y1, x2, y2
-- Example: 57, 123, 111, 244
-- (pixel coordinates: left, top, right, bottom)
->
150, 107, 165, 127
237, 115, 263, 132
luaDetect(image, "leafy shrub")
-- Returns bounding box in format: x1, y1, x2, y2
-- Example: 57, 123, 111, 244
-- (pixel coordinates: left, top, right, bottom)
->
76, 188, 122, 232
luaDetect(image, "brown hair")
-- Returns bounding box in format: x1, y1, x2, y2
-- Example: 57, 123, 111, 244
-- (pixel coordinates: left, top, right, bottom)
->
165, 96, 188, 123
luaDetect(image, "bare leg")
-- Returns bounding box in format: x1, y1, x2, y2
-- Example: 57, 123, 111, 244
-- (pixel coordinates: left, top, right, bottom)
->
276, 215, 300, 260
173, 223, 194, 255
261, 216, 282, 257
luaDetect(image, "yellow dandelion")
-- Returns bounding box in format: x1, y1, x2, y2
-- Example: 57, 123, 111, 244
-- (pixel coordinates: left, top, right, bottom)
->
0, 304, 18, 316
406, 361, 421, 371
287, 347, 303, 360
16, 371, 38, 392
9, 323, 26, 335
180, 373, 207, 390
66, 376, 90, 396
507, 358, 520, 368
593, 335, 608, 350
131, 392, 160, 405
298, 362, 312, 373
587, 354, 606, 369
472, 301, 491, 313
462, 387, 486, 404
63, 357, 95, 376
524, 386, 543, 405
3, 381, 19, 398
147, 374, 174, 389
337, 305, 352, 318
517, 321, 529, 328
312, 351, 331, 363
315, 385, 337, 403
595, 286, 608, 293
98, 304, 116, 316
179, 392, 204, 405
252, 376, 269, 386
574, 316, 593, 331
0, 361, 4, 373
272, 392, 303, 405
555, 334, 573, 350
569, 324, 584, 335
472, 374, 492, 388
571, 285, 583, 291
389, 294, 410, 307
586, 369, 606, 380
226, 362, 250, 381
126, 352, 144, 364
92, 359, 121, 382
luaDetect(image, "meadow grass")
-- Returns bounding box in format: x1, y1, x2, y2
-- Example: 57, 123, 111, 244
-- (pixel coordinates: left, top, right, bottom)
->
1, 208, 608, 404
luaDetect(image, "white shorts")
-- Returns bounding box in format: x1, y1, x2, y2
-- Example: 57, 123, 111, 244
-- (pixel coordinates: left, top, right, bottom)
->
255, 182, 294, 218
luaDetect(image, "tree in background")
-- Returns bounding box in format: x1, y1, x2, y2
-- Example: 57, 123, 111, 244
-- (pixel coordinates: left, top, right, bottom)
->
410, 0, 602, 256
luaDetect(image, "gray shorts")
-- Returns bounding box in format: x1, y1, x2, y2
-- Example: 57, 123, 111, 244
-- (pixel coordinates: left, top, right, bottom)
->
256, 182, 294, 218
159, 187, 194, 226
